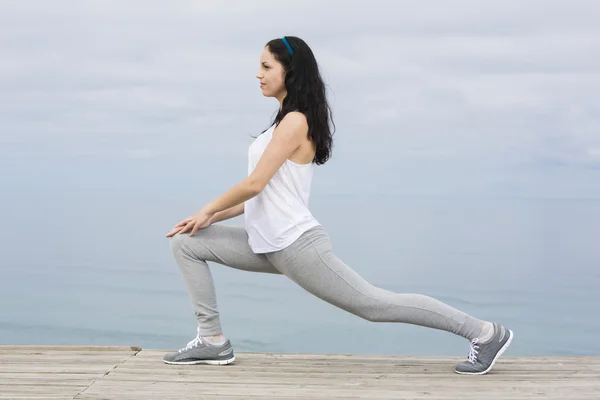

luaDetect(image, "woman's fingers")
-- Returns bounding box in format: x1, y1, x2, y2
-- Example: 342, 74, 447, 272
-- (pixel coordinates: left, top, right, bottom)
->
189, 221, 202, 237
166, 218, 191, 237
165, 227, 181, 238
166, 216, 207, 238
174, 218, 192, 228
176, 220, 194, 235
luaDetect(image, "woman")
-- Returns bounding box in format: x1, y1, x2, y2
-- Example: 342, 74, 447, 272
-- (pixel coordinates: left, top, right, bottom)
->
163, 36, 513, 375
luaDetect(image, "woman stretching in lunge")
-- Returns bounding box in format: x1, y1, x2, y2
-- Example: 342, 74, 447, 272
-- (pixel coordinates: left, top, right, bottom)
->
164, 36, 513, 375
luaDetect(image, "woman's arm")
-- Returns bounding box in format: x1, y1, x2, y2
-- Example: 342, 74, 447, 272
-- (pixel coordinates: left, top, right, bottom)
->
171, 113, 308, 237
200, 112, 308, 217
209, 203, 245, 224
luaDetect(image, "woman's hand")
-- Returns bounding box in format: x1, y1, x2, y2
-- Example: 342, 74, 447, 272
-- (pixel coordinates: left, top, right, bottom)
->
166, 209, 215, 238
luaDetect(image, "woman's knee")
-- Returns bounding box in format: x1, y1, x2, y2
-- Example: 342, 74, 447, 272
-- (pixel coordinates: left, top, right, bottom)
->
169, 232, 188, 254
348, 294, 393, 322
354, 305, 383, 322
323, 295, 384, 322
170, 229, 213, 262
170, 232, 204, 259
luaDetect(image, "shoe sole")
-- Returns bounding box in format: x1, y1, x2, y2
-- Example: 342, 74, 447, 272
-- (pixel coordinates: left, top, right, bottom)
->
163, 356, 235, 366
454, 329, 513, 375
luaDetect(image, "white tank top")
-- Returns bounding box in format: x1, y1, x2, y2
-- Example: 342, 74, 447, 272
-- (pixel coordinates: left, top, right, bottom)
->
244, 124, 320, 253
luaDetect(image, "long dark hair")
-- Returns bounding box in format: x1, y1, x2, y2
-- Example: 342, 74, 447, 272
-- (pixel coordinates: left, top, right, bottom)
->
263, 36, 335, 165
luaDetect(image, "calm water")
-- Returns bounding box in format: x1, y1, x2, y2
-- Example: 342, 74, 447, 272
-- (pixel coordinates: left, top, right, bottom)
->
0, 156, 600, 355
1, 174, 599, 357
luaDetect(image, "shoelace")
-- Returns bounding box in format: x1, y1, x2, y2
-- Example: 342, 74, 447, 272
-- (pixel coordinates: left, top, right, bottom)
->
467, 338, 480, 364
178, 327, 203, 353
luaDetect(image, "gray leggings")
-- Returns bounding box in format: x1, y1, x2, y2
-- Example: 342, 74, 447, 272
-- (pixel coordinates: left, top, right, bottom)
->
170, 224, 487, 340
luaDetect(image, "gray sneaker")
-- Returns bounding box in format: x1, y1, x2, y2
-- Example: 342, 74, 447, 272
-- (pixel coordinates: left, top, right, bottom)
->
163, 328, 235, 365
455, 323, 513, 375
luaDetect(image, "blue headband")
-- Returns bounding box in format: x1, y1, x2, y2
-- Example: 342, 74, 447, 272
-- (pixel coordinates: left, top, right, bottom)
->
281, 37, 294, 56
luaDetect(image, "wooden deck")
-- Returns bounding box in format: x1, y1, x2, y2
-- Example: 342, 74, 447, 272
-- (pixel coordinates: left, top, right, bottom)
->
0, 346, 599, 399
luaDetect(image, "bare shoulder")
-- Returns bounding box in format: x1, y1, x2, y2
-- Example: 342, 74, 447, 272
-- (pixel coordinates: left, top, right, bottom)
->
275, 111, 309, 139
283, 111, 308, 125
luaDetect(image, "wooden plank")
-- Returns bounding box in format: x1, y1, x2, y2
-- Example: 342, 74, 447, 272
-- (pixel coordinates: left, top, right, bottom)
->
91, 372, 600, 384
134, 351, 600, 366
0, 397, 72, 400
0, 364, 126, 374
0, 345, 141, 352
0, 384, 90, 395
0, 373, 100, 380
75, 382, 600, 400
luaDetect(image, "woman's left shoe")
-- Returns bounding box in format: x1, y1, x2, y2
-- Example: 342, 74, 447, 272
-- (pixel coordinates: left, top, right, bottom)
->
455, 323, 513, 375
163, 328, 235, 365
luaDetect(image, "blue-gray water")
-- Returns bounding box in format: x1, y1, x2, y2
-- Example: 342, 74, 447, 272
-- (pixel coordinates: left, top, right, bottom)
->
1, 155, 599, 357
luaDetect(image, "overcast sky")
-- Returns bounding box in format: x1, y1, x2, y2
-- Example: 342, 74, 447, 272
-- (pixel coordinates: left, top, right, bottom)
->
1, 0, 599, 198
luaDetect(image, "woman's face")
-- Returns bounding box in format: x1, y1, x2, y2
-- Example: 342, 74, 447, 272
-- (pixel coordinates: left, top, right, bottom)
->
256, 47, 286, 99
